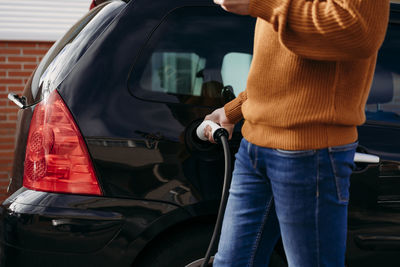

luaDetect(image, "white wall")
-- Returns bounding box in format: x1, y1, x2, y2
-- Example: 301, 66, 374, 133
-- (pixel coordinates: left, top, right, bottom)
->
0, 0, 92, 41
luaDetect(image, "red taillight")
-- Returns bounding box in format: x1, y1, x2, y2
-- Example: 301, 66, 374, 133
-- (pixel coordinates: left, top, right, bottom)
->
23, 90, 101, 195
89, 0, 96, 10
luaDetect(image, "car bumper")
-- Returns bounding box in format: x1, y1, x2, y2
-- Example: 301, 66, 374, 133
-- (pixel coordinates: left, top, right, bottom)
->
0, 188, 188, 267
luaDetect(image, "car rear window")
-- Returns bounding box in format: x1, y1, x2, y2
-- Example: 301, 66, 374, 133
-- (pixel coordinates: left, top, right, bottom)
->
128, 6, 256, 107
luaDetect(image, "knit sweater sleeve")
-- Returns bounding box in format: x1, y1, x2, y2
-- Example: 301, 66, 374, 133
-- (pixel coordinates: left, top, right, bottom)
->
224, 90, 247, 124
249, 0, 390, 60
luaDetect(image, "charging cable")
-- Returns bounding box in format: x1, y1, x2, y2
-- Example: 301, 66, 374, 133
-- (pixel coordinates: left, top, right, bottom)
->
193, 120, 232, 267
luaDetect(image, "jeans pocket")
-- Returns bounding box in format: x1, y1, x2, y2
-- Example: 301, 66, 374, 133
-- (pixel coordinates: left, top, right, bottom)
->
328, 143, 357, 203
274, 148, 316, 157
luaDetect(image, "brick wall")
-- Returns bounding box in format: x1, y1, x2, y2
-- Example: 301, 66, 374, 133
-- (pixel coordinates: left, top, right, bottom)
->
0, 40, 53, 201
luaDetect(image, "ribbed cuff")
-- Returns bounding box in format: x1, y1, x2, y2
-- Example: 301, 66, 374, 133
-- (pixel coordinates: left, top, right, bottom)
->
249, 0, 277, 21
224, 97, 244, 124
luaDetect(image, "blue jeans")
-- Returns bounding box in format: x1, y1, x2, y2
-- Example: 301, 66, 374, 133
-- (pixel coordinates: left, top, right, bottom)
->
213, 138, 357, 267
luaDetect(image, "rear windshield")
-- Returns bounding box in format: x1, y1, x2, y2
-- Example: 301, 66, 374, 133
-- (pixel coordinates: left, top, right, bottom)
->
31, 1, 125, 103
128, 6, 256, 107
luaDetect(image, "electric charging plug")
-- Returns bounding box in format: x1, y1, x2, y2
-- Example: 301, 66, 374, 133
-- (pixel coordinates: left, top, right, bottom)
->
196, 120, 229, 143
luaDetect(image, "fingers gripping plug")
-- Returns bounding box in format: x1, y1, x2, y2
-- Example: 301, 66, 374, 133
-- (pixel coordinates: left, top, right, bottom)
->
196, 120, 229, 143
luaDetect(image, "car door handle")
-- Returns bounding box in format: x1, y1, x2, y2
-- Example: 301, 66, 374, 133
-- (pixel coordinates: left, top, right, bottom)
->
354, 152, 380, 163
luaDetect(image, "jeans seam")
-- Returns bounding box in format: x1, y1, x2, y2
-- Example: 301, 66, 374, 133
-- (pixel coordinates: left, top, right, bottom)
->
316, 151, 319, 198
246, 140, 258, 170
316, 152, 320, 267
328, 150, 348, 203
248, 196, 274, 267
253, 146, 258, 169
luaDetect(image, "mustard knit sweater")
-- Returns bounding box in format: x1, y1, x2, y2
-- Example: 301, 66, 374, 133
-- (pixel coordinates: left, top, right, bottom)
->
224, 0, 390, 150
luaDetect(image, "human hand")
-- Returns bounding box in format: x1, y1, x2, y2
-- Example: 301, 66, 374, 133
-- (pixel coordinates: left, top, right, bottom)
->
204, 107, 235, 143
213, 0, 250, 15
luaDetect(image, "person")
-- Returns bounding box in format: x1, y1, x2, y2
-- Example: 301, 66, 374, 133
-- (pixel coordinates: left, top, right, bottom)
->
203, 0, 390, 266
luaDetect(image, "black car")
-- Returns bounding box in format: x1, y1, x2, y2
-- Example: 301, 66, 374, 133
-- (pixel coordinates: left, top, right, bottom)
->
1, 0, 400, 266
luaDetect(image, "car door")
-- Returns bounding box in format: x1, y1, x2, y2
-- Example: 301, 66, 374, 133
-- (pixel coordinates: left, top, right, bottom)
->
346, 7, 400, 267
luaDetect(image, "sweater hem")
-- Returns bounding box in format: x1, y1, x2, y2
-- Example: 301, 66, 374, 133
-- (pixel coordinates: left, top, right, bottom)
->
241, 121, 358, 150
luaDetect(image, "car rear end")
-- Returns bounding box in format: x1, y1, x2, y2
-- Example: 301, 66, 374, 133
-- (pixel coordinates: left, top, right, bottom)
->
0, 2, 159, 266
0, 1, 230, 266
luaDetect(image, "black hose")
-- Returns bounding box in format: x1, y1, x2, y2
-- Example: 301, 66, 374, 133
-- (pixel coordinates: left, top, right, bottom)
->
201, 134, 232, 267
